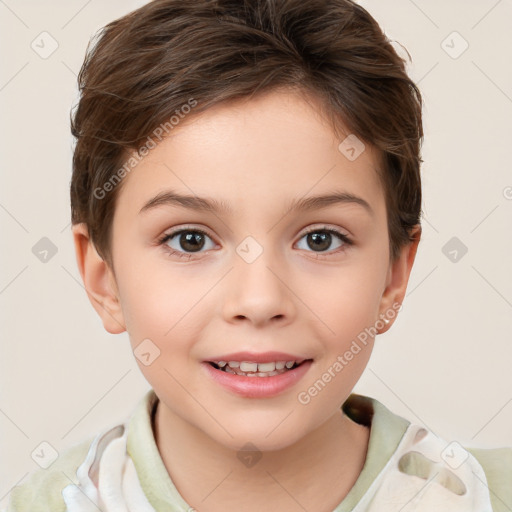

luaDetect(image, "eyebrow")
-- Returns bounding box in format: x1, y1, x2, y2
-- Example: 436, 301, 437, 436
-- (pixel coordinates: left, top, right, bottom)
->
139, 189, 374, 217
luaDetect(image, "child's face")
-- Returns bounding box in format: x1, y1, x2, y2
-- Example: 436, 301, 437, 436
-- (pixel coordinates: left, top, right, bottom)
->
84, 89, 416, 450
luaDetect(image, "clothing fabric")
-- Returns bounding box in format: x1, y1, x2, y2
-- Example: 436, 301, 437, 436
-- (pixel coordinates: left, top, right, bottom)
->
5, 390, 512, 511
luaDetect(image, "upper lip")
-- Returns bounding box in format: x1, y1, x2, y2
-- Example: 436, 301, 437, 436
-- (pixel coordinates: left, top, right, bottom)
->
205, 351, 312, 364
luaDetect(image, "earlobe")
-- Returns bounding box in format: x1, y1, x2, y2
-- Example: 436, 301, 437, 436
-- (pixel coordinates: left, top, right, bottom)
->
72, 223, 126, 334
377, 225, 422, 334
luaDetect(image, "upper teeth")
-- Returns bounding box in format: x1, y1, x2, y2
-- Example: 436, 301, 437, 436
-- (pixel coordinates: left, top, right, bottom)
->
216, 361, 297, 372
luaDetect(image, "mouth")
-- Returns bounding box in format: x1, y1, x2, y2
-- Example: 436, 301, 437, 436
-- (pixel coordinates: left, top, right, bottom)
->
202, 358, 314, 398
207, 359, 311, 377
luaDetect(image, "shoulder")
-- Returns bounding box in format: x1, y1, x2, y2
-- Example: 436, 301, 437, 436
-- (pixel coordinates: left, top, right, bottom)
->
4, 435, 96, 512
466, 445, 512, 512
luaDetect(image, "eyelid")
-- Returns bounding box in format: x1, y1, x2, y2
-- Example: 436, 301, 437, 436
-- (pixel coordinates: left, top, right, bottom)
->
157, 224, 217, 244
299, 223, 350, 237
158, 223, 350, 243
157, 223, 353, 259
295, 224, 353, 253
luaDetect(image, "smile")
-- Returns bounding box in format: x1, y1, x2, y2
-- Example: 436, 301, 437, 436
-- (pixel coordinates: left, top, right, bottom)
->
202, 359, 314, 398
209, 360, 304, 377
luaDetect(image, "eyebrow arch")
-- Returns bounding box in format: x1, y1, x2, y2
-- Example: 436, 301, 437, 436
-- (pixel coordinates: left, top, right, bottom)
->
139, 189, 373, 217
285, 190, 374, 217
140, 190, 234, 215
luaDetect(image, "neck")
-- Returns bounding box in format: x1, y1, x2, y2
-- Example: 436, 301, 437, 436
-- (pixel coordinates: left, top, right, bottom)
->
153, 400, 370, 512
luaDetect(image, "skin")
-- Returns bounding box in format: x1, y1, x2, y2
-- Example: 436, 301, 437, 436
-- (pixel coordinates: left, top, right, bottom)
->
73, 88, 421, 511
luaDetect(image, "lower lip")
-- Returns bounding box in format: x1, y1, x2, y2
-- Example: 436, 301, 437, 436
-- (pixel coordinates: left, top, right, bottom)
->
201, 360, 313, 398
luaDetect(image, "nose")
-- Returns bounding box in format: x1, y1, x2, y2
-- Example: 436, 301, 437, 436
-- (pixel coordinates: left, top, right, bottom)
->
221, 246, 296, 328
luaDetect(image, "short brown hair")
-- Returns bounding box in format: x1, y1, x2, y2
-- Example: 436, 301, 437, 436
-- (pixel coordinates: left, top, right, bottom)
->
70, 0, 423, 266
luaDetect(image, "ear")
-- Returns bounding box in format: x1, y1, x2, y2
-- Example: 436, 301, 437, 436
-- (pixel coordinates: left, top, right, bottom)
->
72, 223, 126, 334
377, 225, 421, 334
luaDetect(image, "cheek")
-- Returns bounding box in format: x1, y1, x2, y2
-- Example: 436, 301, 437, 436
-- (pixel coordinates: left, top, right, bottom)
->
115, 261, 208, 398
299, 258, 387, 340
116, 257, 216, 349
114, 257, 173, 337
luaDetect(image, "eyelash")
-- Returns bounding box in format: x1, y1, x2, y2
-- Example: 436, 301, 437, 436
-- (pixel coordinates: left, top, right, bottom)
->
157, 225, 353, 260
157, 227, 212, 260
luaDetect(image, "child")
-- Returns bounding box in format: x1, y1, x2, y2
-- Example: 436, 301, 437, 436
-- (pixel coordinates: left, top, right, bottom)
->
5, 0, 511, 510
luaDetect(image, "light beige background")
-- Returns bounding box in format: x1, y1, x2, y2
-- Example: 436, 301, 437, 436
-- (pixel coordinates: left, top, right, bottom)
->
1, 0, 511, 504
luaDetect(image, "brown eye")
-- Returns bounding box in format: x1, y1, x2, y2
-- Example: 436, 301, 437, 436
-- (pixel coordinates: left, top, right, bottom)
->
160, 228, 215, 256
176, 232, 206, 252
296, 227, 352, 254
306, 232, 332, 252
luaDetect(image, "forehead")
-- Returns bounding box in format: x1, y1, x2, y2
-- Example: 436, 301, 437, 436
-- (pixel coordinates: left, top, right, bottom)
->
114, 89, 386, 220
